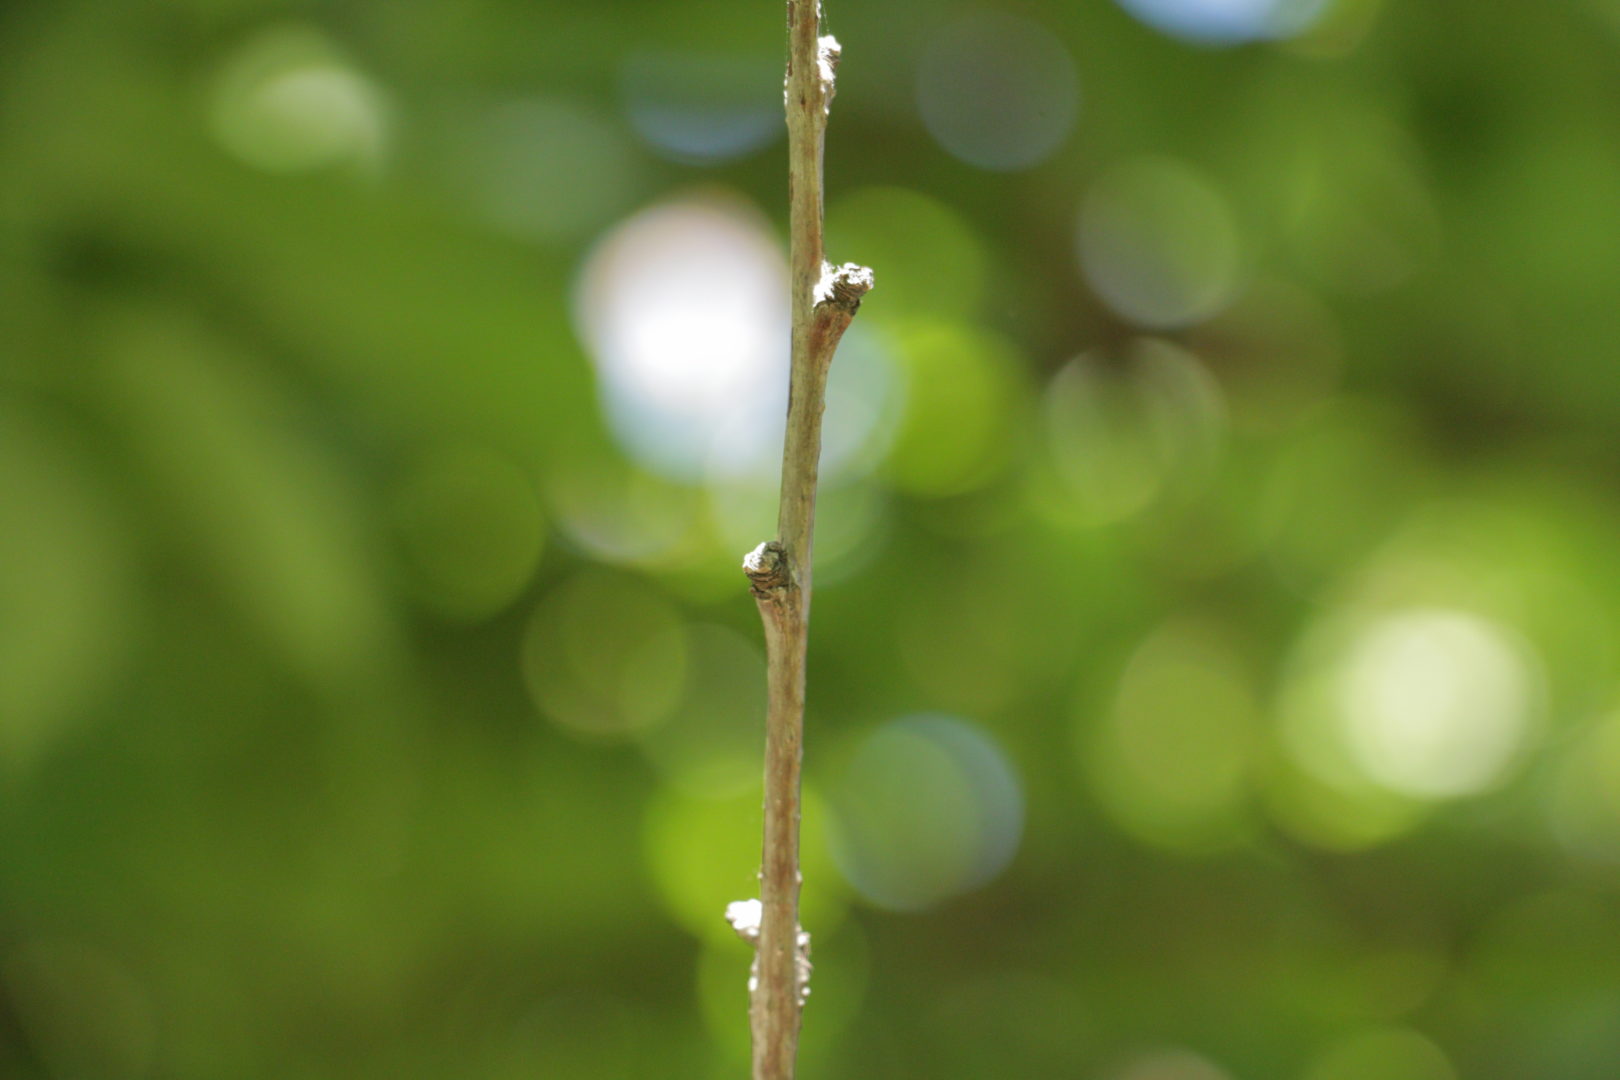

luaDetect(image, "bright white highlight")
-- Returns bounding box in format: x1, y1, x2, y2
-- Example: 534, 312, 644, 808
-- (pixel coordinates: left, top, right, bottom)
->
725, 898, 763, 940
1339, 609, 1536, 799
575, 195, 788, 481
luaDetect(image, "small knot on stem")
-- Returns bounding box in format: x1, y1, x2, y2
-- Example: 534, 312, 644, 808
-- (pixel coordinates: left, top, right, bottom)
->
743, 541, 791, 596
814, 263, 874, 313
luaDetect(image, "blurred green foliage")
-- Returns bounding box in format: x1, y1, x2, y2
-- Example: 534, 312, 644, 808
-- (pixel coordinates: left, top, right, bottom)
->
6, 0, 1620, 1077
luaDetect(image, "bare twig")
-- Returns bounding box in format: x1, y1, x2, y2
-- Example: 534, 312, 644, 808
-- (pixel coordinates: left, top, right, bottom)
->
730, 3, 872, 1079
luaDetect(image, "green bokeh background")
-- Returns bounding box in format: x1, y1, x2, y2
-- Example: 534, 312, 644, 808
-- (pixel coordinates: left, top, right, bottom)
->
6, 0, 1620, 1077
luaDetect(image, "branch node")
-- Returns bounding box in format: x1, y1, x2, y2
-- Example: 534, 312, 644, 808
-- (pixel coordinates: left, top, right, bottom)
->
814, 262, 874, 313
743, 541, 791, 597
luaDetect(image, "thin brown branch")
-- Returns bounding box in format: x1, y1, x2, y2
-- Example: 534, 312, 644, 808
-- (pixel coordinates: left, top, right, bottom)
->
730, 3, 872, 1079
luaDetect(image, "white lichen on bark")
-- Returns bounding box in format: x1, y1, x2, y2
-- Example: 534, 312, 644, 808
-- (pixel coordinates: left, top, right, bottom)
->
725, 898, 813, 1005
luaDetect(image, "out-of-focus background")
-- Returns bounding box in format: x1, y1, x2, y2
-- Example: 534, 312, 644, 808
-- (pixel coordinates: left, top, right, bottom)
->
6, 0, 1620, 1076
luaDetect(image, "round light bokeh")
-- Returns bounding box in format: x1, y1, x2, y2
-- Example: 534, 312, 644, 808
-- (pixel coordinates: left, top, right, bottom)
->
574, 192, 788, 482
1279, 605, 1542, 813
1079, 157, 1244, 329
915, 12, 1079, 171
1041, 338, 1226, 526
829, 715, 1023, 911
884, 321, 1027, 498
210, 24, 389, 174
1084, 618, 1260, 852
521, 570, 688, 740
446, 97, 641, 245
546, 455, 701, 568
1112, 0, 1333, 46
620, 51, 780, 164
1338, 609, 1538, 799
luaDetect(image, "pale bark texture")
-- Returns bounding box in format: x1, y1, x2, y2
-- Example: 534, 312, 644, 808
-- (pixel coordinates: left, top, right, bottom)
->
732, 2, 872, 1079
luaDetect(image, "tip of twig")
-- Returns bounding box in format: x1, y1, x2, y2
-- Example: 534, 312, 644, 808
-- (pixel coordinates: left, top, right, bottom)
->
814, 262, 874, 313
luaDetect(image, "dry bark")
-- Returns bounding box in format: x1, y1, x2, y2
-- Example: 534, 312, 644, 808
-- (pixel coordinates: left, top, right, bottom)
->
731, 3, 871, 1079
